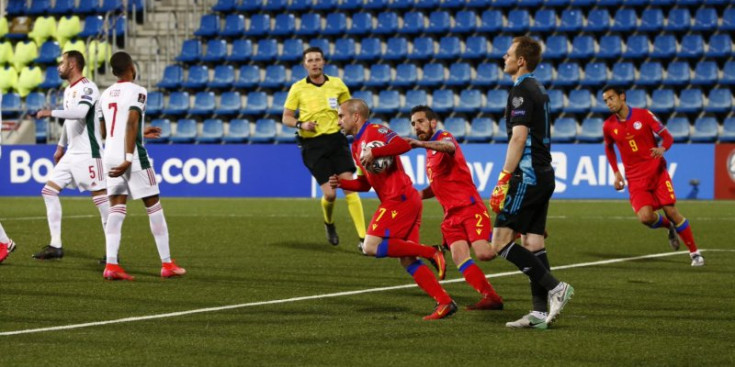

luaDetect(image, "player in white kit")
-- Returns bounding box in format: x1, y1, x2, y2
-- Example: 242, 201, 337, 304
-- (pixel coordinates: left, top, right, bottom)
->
97, 51, 185, 280
33, 51, 109, 260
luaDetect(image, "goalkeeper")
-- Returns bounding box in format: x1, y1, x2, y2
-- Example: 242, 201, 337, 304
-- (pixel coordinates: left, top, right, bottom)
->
487, 36, 574, 329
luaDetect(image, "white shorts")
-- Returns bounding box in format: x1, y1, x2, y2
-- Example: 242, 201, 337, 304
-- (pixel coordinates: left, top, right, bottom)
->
49, 155, 106, 192
106, 167, 160, 200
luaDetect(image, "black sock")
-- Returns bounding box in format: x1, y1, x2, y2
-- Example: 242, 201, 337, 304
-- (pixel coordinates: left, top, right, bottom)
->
531, 249, 551, 313
500, 242, 560, 291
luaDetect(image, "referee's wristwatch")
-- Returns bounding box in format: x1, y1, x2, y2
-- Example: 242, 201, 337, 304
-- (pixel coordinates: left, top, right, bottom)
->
295, 121, 303, 130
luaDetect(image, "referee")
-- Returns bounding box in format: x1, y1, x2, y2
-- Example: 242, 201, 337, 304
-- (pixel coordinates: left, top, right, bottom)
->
282, 47, 366, 248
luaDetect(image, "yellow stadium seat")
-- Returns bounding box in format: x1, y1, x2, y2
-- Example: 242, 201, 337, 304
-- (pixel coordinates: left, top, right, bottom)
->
0, 17, 8, 39
13, 40, 39, 72
88, 40, 112, 68
0, 65, 19, 93
17, 65, 43, 97
28, 16, 58, 47
0, 41, 14, 65
60, 38, 86, 62
56, 15, 81, 48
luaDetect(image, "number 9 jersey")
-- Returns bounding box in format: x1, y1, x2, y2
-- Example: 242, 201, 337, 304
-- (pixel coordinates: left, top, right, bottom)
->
97, 81, 151, 171
603, 107, 667, 181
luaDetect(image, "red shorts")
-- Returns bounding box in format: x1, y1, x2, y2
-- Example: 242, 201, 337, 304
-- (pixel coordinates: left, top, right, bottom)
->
367, 192, 422, 243
627, 169, 676, 212
441, 203, 493, 246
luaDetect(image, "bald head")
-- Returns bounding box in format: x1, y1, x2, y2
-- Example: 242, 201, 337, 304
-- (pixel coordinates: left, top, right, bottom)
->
338, 99, 370, 136
343, 99, 370, 120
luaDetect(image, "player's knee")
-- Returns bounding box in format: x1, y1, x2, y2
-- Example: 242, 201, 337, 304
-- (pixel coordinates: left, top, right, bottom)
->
475, 248, 496, 262
322, 191, 337, 202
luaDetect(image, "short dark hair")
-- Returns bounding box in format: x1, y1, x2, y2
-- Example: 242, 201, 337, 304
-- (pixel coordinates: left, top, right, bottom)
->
512, 36, 542, 72
602, 86, 626, 96
303, 47, 324, 60
64, 50, 85, 72
110, 51, 134, 77
410, 105, 439, 122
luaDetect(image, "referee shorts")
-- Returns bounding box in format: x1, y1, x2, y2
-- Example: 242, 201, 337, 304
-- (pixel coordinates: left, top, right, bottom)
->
494, 166, 555, 236
299, 132, 356, 185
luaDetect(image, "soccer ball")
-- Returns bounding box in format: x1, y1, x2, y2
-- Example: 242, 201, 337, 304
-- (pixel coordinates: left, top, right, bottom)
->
361, 140, 394, 174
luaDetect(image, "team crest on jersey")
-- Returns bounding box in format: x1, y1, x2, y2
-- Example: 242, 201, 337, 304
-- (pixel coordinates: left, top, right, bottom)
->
512, 97, 524, 108
377, 127, 388, 134
614, 128, 618, 135
138, 93, 146, 103
84, 87, 93, 95
633, 121, 642, 130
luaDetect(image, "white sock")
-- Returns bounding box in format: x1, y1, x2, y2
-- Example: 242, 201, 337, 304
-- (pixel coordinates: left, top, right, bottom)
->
0, 222, 9, 243
93, 195, 110, 231
147, 202, 171, 263
42, 185, 62, 247
105, 204, 127, 265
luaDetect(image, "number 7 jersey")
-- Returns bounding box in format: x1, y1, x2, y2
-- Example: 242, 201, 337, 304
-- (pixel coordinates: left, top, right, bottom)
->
97, 81, 151, 171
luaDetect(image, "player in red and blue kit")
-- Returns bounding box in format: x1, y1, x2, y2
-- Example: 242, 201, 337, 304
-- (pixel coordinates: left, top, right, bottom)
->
602, 86, 703, 266
329, 99, 457, 320
407, 106, 504, 311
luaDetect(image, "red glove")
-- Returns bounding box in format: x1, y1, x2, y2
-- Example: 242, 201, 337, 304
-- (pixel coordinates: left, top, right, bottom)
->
489, 170, 512, 214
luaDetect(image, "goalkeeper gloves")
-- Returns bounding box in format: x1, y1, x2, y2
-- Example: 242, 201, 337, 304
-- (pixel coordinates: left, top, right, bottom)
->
489, 170, 512, 214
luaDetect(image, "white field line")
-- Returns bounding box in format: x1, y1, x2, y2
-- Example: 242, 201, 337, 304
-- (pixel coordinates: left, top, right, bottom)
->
2, 249, 732, 337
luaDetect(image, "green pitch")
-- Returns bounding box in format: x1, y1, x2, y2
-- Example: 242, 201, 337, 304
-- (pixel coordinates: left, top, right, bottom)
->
1, 198, 734, 366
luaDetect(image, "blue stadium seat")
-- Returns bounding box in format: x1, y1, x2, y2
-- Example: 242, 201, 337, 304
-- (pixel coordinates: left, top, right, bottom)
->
190, 91, 215, 117
650, 89, 675, 114
453, 10, 477, 34
577, 117, 604, 143
623, 35, 650, 59
290, 0, 312, 11
597, 35, 622, 59
245, 14, 269, 37
402, 90, 428, 113
268, 91, 288, 115
489, 36, 513, 59
39, 68, 63, 89
264, 0, 287, 11
723, 61, 735, 85
678, 34, 704, 59
446, 63, 471, 87
466, 117, 494, 143
250, 119, 277, 144
705, 89, 733, 113
570, 35, 595, 59
341, 0, 364, 10
441, 0, 467, 8
352, 90, 374, 108
181, 66, 209, 90
202, 39, 227, 63
357, 37, 382, 62
24, 92, 45, 115
638, 62, 663, 86
6, 0, 28, 15
241, 92, 267, 116
427, 11, 451, 34
220, 14, 246, 37
50, 0, 75, 14
675, 89, 704, 113
585, 8, 610, 32
479, 10, 503, 33
79, 16, 105, 38
253, 39, 278, 62
389, 118, 413, 138
215, 91, 241, 116
722, 7, 735, 31
324, 64, 339, 77
690, 117, 718, 143
639, 8, 664, 32
507, 10, 530, 33
418, 63, 445, 87
224, 119, 250, 144
157, 65, 183, 90
308, 38, 330, 58
494, 118, 509, 143
565, 89, 592, 114
1, 93, 22, 119
570, 0, 593, 5
197, 119, 224, 144
456, 89, 483, 114
626, 89, 648, 109
667, 116, 690, 143
665, 8, 691, 32
651, 35, 677, 59
146, 91, 163, 117
559, 9, 584, 32
546, 0, 570, 7
211, 0, 236, 12
581, 63, 607, 87
36, 119, 49, 143
664, 61, 690, 86
473, 63, 500, 87
227, 39, 252, 63
467, 0, 491, 7
236, 0, 261, 12
436, 37, 461, 60
693, 7, 717, 31
332, 38, 356, 61
393, 63, 417, 88
384, 37, 408, 61
296, 13, 321, 37
432, 90, 454, 114
366, 64, 391, 87
531, 9, 557, 33
147, 119, 171, 144
375, 11, 398, 35
400, 11, 425, 35
342, 64, 365, 88
692, 61, 718, 86
313, 0, 338, 11
96, 0, 122, 14
324, 12, 347, 36
720, 117, 735, 142
444, 117, 467, 142
234, 65, 260, 89
276, 123, 298, 144
543, 35, 569, 60
482, 89, 508, 114
593, 90, 609, 113
706, 34, 732, 59
272, 14, 295, 36
551, 117, 577, 143
35, 41, 61, 64
609, 62, 634, 86
75, 0, 97, 14
611, 8, 637, 32
409, 37, 434, 60
108, 16, 126, 38
499, 71, 514, 87
280, 39, 304, 63
554, 62, 581, 87
348, 12, 373, 36
170, 119, 196, 143
261, 65, 286, 89
547, 89, 563, 113
650, 0, 673, 5
374, 90, 400, 114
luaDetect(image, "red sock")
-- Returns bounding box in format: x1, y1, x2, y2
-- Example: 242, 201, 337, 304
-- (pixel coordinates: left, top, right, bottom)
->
378, 238, 436, 259
407, 261, 452, 304
676, 218, 698, 252
460, 260, 500, 300
658, 213, 671, 228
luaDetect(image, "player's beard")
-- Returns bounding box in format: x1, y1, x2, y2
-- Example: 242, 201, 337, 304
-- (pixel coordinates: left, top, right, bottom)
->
417, 128, 433, 141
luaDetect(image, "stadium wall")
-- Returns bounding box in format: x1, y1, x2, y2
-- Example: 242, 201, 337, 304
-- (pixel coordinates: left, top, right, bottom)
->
0, 144, 718, 200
